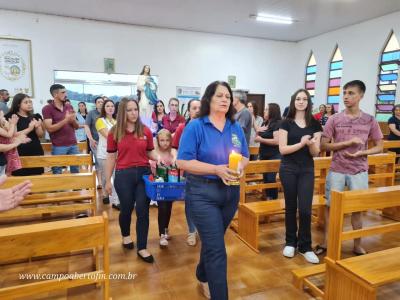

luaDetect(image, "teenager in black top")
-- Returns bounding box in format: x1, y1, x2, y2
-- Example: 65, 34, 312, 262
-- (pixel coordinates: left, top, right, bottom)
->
255, 103, 282, 200
388, 104, 400, 162
6, 93, 45, 176
278, 89, 322, 264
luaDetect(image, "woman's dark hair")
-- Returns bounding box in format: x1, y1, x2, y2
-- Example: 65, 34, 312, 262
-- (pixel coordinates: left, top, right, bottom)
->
9, 93, 32, 116
78, 101, 87, 115
186, 98, 201, 124
286, 89, 315, 127
393, 104, 400, 116
200, 81, 235, 122
248, 100, 260, 117
100, 99, 115, 118
140, 65, 151, 75
153, 100, 166, 117
326, 104, 336, 115
187, 98, 200, 113
267, 103, 282, 124
113, 101, 120, 119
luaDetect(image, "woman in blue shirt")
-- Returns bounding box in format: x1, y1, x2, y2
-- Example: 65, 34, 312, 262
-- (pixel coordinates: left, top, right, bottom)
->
177, 81, 249, 300
75, 101, 88, 142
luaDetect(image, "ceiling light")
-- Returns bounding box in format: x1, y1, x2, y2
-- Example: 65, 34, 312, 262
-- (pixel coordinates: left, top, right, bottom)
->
250, 13, 294, 25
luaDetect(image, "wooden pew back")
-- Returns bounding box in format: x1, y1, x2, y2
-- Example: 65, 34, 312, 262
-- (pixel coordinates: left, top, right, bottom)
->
0, 172, 97, 220
19, 154, 93, 172
2, 172, 95, 194
327, 185, 400, 261
41, 141, 88, 154
291, 153, 396, 298
239, 156, 332, 204
367, 152, 396, 186
382, 140, 400, 176
0, 212, 110, 299
248, 146, 259, 156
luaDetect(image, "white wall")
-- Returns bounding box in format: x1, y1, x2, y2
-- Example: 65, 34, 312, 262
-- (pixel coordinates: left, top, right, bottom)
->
0, 9, 298, 113
295, 11, 400, 115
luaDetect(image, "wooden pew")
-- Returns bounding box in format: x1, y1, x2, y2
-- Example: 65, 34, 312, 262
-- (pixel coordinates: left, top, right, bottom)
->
237, 153, 396, 253
378, 121, 390, 137
368, 151, 399, 221
0, 212, 110, 300
0, 172, 96, 221
323, 186, 400, 300
41, 141, 88, 154
367, 152, 396, 187
18, 154, 93, 173
237, 157, 331, 253
248, 146, 259, 156
292, 154, 397, 298
382, 140, 400, 175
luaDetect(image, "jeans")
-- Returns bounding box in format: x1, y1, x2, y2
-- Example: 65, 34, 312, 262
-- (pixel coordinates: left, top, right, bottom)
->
325, 171, 368, 206
97, 158, 119, 205
185, 174, 240, 300
90, 142, 100, 169
260, 153, 281, 200
51, 144, 80, 174
0, 165, 5, 176
279, 161, 314, 253
158, 201, 173, 236
114, 166, 151, 250
185, 201, 196, 233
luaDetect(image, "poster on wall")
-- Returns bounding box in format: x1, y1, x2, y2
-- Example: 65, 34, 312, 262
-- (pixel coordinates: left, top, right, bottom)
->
0, 37, 34, 97
176, 86, 201, 117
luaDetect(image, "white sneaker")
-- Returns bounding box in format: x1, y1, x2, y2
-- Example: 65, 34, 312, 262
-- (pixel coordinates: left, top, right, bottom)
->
198, 281, 210, 299
164, 229, 171, 240
187, 232, 197, 246
159, 234, 168, 247
282, 246, 296, 258
300, 251, 320, 264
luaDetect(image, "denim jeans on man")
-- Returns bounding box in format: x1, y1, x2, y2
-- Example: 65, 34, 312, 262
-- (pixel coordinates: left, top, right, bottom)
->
185, 175, 240, 300
51, 144, 80, 174
279, 161, 314, 253
114, 166, 150, 250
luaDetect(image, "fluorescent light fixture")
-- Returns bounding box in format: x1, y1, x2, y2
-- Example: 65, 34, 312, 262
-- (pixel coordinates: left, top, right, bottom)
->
251, 13, 294, 25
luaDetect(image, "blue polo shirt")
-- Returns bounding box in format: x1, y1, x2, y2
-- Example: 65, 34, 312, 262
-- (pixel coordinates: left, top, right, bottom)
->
177, 116, 249, 179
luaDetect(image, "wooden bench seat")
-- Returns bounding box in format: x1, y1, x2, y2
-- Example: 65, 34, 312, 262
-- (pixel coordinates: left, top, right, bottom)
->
238, 195, 325, 253
293, 181, 399, 299
325, 250, 400, 300
236, 157, 331, 252
0, 172, 96, 221
334, 246, 400, 285
0, 212, 110, 300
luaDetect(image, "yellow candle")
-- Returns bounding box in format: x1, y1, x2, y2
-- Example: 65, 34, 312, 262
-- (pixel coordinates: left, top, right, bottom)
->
229, 150, 242, 173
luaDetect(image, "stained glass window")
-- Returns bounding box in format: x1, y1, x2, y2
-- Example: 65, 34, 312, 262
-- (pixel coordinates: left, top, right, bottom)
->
376, 32, 400, 122
327, 46, 343, 112
305, 52, 316, 102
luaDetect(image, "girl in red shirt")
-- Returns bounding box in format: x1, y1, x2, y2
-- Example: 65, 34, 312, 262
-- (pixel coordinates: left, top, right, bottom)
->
105, 98, 159, 263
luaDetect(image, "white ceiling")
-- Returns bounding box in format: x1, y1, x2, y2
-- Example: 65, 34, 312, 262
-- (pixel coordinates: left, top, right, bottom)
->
1, 0, 400, 42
